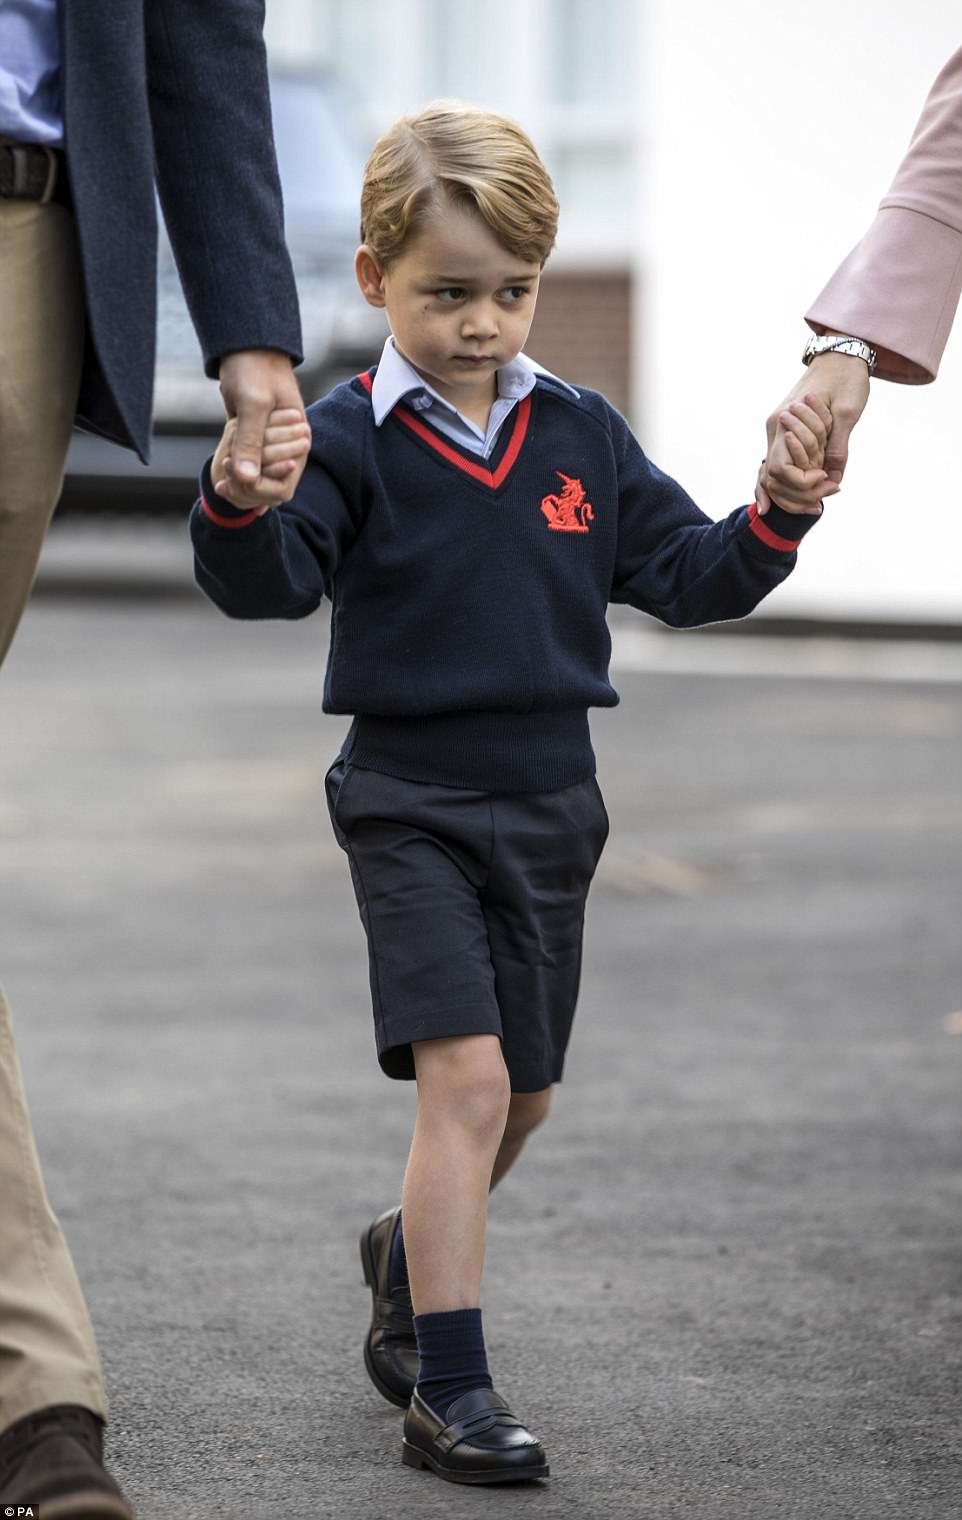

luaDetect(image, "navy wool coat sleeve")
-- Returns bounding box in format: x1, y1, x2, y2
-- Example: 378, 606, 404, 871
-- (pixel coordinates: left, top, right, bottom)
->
61, 0, 302, 461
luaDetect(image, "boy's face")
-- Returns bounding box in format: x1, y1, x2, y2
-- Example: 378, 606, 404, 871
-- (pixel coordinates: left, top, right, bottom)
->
355, 201, 542, 420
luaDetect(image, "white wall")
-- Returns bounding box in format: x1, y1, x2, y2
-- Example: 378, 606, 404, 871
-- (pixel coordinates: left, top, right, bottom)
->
642, 2, 962, 621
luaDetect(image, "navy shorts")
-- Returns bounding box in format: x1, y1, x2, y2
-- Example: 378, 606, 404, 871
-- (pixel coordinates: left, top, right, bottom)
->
324, 760, 609, 1091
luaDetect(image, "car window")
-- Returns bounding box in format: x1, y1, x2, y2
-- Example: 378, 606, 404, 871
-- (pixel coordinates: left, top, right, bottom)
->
270, 74, 362, 232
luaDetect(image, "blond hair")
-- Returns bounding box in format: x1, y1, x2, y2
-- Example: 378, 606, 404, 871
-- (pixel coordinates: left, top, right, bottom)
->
360, 101, 559, 268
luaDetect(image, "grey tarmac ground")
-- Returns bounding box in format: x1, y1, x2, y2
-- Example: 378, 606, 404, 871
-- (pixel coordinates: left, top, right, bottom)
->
1, 520, 960, 1520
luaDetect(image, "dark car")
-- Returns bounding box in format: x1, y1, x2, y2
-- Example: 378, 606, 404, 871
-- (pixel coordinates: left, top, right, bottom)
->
60, 70, 386, 512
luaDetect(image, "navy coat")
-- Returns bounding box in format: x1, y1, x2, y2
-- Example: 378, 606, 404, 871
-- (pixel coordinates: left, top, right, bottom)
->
60, 0, 302, 461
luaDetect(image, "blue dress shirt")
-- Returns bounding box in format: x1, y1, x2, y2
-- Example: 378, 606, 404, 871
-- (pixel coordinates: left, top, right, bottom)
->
0, 0, 63, 146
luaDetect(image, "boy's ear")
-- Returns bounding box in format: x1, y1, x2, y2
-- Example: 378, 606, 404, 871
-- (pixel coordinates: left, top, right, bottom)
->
355, 246, 387, 308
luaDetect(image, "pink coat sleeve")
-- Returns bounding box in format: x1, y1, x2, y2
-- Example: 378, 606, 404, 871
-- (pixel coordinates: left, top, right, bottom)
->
806, 46, 962, 383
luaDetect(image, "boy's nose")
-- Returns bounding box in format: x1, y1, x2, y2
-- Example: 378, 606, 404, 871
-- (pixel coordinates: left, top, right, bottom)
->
461, 303, 498, 340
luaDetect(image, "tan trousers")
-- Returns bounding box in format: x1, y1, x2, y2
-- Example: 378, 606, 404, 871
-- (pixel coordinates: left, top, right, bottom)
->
0, 988, 108, 1428
0, 201, 108, 1429
0, 198, 84, 666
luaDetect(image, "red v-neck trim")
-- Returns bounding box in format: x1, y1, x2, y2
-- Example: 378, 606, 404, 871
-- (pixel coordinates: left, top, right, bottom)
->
395, 395, 532, 488
356, 369, 532, 490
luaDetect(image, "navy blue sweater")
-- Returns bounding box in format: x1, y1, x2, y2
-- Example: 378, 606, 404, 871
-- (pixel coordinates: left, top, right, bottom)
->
190, 371, 818, 791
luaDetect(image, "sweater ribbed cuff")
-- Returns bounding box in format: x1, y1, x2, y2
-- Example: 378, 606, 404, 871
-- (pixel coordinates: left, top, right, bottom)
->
746, 500, 821, 552
197, 457, 261, 529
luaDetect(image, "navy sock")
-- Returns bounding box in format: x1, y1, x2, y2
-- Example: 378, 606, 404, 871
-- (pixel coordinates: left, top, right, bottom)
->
387, 1210, 408, 1294
413, 1307, 493, 1420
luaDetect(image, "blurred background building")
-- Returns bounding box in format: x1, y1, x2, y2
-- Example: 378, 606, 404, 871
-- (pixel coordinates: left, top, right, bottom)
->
261, 0, 961, 626
265, 0, 641, 413
60, 2, 961, 628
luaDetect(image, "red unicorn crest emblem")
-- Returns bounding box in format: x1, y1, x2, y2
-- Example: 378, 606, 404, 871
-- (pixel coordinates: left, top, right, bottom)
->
540, 472, 594, 533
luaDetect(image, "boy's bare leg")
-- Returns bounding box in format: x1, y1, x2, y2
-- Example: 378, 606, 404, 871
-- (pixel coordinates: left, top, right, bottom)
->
362, 1065, 553, 1408
398, 1037, 551, 1481
403, 1034, 510, 1314
489, 1087, 553, 1190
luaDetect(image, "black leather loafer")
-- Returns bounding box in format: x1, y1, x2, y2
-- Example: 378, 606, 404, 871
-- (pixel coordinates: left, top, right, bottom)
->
402, 1388, 549, 1484
0, 1404, 134, 1518
360, 1206, 418, 1407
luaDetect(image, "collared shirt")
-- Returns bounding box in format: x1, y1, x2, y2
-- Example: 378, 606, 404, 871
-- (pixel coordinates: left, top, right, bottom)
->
0, 0, 63, 146
370, 335, 579, 458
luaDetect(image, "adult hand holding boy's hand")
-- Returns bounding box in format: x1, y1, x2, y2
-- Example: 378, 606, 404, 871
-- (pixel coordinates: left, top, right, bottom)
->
757, 354, 870, 514
217, 349, 308, 509
756, 393, 836, 514
212, 409, 312, 515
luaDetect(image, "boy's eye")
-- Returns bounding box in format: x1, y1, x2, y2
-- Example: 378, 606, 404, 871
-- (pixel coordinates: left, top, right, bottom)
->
501, 286, 532, 303
436, 287, 467, 302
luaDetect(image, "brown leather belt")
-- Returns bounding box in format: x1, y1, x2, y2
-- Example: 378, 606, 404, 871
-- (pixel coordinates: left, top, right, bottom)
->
0, 141, 67, 203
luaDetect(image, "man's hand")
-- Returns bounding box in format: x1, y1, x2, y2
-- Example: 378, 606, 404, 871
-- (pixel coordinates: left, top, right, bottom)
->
217, 349, 308, 509
757, 351, 870, 514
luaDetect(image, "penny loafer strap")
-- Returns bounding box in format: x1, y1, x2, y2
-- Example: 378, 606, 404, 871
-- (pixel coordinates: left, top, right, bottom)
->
375, 1293, 413, 1329
435, 1394, 523, 1453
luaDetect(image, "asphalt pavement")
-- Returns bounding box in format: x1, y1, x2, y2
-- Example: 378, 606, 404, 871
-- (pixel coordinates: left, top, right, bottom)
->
1, 521, 960, 1519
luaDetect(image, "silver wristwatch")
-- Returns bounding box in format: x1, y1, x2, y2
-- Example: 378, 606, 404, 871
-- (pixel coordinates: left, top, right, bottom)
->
802, 334, 877, 373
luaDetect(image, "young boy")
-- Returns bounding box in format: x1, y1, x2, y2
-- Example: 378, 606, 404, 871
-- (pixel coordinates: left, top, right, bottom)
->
190, 102, 831, 1486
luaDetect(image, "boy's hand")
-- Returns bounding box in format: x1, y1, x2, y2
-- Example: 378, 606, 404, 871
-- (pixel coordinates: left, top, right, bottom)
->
211, 409, 312, 515
755, 393, 835, 515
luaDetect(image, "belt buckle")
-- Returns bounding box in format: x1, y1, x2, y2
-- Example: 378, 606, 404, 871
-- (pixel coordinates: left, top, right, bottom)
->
7, 143, 58, 201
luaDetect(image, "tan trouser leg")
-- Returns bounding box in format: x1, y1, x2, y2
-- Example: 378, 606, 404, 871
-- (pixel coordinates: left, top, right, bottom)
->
0, 204, 106, 1430
0, 985, 108, 1429
0, 199, 84, 669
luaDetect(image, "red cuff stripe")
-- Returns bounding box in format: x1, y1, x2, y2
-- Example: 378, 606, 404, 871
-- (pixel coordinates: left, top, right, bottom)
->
201, 495, 260, 530
747, 502, 802, 552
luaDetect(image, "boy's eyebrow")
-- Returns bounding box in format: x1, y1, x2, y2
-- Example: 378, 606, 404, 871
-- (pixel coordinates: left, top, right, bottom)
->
430, 273, 537, 285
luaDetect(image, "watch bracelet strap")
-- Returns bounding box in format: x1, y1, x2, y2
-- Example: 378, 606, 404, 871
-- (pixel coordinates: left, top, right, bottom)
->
803, 334, 876, 373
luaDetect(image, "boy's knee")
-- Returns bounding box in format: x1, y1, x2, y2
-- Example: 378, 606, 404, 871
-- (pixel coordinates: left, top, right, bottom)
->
414, 1033, 511, 1138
